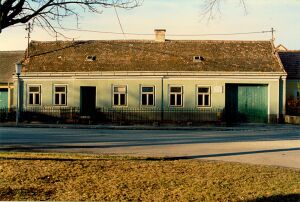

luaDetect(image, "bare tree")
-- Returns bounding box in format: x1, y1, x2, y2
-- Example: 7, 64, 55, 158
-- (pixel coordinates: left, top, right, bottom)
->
0, 0, 141, 33
201, 0, 247, 21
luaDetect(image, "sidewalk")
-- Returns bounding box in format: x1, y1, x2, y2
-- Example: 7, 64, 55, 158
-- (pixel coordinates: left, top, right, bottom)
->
0, 121, 293, 131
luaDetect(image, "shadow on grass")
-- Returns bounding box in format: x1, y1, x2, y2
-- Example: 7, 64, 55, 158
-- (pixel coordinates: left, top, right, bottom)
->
245, 194, 300, 202
1, 147, 299, 160
0, 155, 184, 161
179, 147, 300, 159
0, 187, 54, 201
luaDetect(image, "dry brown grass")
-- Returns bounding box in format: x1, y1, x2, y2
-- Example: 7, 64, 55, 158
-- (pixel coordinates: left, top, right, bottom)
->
0, 152, 299, 201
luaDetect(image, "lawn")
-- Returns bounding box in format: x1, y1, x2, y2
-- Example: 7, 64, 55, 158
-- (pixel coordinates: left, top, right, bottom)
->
0, 152, 299, 201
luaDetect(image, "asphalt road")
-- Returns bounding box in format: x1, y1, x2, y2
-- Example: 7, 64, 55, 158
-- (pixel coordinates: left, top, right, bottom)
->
0, 125, 300, 168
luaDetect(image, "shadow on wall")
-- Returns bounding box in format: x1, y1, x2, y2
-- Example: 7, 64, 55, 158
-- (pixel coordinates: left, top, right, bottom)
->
245, 194, 300, 202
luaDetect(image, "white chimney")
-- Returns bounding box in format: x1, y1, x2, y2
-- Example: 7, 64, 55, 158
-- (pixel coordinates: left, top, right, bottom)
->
154, 29, 166, 42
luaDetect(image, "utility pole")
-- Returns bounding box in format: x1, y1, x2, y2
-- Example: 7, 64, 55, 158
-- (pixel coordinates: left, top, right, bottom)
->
25, 23, 32, 58
271, 27, 275, 41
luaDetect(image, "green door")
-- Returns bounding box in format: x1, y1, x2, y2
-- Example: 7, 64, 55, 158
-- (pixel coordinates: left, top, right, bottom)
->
226, 84, 268, 123
0, 89, 8, 108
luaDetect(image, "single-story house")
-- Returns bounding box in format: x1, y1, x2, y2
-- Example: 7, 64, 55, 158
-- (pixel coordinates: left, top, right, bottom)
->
14, 30, 287, 123
0, 51, 24, 109
278, 50, 300, 100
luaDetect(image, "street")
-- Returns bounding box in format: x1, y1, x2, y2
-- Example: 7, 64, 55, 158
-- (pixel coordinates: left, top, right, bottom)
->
0, 124, 300, 168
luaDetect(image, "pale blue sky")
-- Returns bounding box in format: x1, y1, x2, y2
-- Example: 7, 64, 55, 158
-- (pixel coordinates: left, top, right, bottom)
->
0, 0, 299, 51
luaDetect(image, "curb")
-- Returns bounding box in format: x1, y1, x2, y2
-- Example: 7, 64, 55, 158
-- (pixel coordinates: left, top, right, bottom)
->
0, 123, 289, 131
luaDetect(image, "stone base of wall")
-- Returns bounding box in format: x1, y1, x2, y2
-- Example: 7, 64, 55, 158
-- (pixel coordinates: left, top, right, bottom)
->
285, 115, 300, 125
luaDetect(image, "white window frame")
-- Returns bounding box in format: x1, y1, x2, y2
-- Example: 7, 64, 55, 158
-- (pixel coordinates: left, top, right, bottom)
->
197, 86, 211, 107
54, 85, 67, 106
141, 85, 155, 107
113, 85, 127, 106
169, 85, 183, 107
27, 85, 41, 106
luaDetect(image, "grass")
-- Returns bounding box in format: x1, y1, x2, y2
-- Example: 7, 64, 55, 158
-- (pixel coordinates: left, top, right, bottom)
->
0, 152, 299, 201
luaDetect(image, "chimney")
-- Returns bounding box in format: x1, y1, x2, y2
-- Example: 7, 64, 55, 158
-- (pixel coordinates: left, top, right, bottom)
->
154, 29, 166, 42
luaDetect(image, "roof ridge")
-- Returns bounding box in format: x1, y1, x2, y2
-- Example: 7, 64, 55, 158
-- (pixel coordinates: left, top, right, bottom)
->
278, 50, 300, 53
30, 39, 271, 44
0, 50, 24, 53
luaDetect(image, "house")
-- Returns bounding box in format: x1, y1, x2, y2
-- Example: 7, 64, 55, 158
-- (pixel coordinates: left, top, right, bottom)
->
278, 50, 300, 100
0, 51, 24, 109
14, 30, 287, 123
276, 44, 288, 52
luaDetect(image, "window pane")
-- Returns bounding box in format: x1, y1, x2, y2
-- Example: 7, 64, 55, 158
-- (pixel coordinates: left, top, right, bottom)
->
142, 87, 153, 93
198, 95, 203, 106
114, 94, 119, 105
29, 86, 39, 92
120, 94, 126, 105
204, 95, 209, 106
61, 94, 66, 105
35, 94, 40, 104
142, 94, 147, 105
55, 94, 60, 105
177, 94, 182, 106
148, 94, 154, 105
29, 94, 33, 104
170, 94, 175, 106
170, 87, 182, 93
55, 86, 66, 92
114, 86, 126, 93
198, 87, 209, 93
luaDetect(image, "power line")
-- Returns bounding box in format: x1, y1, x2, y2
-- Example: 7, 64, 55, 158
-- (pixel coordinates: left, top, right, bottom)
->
113, 3, 126, 39
46, 26, 272, 37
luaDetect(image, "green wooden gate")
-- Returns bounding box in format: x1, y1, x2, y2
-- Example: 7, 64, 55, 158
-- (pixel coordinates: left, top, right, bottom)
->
0, 89, 8, 108
225, 84, 268, 123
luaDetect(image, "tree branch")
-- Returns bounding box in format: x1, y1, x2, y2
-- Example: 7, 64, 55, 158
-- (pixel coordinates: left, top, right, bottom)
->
0, 0, 141, 33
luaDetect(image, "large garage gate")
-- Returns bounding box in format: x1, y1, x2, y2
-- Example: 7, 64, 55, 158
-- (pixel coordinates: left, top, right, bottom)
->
225, 84, 268, 123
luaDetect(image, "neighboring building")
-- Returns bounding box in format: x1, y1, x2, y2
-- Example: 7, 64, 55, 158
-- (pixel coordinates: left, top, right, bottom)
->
15, 30, 287, 123
0, 51, 24, 109
278, 50, 300, 100
276, 44, 288, 52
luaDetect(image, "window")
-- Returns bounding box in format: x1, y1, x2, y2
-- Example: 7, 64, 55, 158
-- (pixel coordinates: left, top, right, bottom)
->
28, 85, 41, 105
193, 55, 205, 62
113, 85, 127, 106
197, 87, 210, 107
169, 86, 183, 107
141, 86, 155, 106
85, 55, 96, 61
54, 85, 67, 105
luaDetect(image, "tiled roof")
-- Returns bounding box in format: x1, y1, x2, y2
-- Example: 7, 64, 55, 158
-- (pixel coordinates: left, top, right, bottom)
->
23, 40, 284, 73
278, 51, 300, 79
0, 51, 24, 83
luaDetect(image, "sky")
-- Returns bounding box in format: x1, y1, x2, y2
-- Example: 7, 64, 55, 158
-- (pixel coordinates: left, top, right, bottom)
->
0, 0, 300, 51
